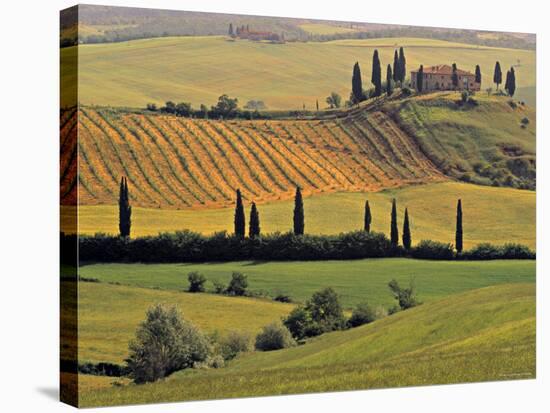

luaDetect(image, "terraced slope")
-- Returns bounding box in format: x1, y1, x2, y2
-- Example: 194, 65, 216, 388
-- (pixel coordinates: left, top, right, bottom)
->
61, 106, 446, 208
79, 283, 535, 406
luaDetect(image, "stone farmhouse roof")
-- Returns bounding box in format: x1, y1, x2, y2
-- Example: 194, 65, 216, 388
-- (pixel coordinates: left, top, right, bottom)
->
411, 64, 475, 76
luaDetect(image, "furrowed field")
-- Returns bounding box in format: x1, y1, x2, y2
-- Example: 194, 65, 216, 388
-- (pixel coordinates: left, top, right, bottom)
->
78, 283, 535, 406
60, 36, 536, 109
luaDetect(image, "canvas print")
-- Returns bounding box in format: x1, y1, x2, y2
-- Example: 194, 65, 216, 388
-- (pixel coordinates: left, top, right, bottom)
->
60, 4, 536, 408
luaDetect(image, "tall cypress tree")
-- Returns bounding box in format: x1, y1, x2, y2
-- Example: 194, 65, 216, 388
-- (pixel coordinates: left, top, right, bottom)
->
228, 23, 234, 36
390, 198, 398, 247
475, 65, 482, 84
504, 70, 511, 94
416, 65, 424, 92
392, 50, 400, 83
506, 67, 516, 97
118, 176, 131, 237
249, 202, 260, 238
402, 208, 411, 250
398, 47, 406, 84
293, 186, 304, 235
351, 62, 364, 104
493, 61, 502, 89
364, 200, 372, 233
456, 199, 463, 253
234, 189, 246, 239
371, 50, 382, 97
451, 63, 459, 89
386, 64, 393, 96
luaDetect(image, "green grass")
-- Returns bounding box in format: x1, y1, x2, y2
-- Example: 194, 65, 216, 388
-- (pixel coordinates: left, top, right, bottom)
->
66, 282, 293, 364
61, 36, 536, 109
79, 258, 535, 309
79, 283, 535, 407
298, 23, 358, 35
67, 182, 536, 249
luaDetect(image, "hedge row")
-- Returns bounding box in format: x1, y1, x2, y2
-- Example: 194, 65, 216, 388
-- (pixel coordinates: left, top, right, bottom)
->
61, 231, 535, 263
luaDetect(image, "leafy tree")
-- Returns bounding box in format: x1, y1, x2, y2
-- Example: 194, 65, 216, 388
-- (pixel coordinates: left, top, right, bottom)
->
386, 64, 393, 96
326, 91, 342, 108
234, 189, 245, 239
226, 272, 248, 296
249, 202, 260, 238
348, 302, 376, 327
126, 304, 210, 383
118, 177, 131, 237
456, 199, 463, 253
402, 207, 411, 250
364, 200, 372, 232
161, 101, 176, 114
220, 331, 251, 360
371, 49, 382, 97
228, 23, 234, 37
390, 198, 398, 247
305, 287, 346, 332
451, 63, 459, 89
392, 49, 400, 83
351, 62, 365, 104
283, 306, 311, 341
175, 102, 192, 117
187, 272, 206, 293
255, 322, 295, 351
475, 64, 482, 84
213, 94, 239, 118
398, 47, 406, 84
416, 65, 424, 92
388, 279, 419, 310
293, 186, 304, 235
493, 61, 502, 89
243, 100, 266, 110
505, 67, 516, 97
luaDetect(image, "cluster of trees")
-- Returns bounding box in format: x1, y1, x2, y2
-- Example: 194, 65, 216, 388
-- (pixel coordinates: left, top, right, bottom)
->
351, 47, 406, 104
188, 271, 249, 296
493, 61, 517, 97
146, 94, 268, 120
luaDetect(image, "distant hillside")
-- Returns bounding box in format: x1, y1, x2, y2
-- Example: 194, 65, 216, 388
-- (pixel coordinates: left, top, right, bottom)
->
61, 93, 535, 209
60, 4, 535, 50
80, 283, 535, 406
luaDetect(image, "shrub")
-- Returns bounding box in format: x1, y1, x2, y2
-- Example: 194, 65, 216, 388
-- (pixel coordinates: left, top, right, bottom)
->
187, 272, 207, 293
220, 331, 252, 360
461, 243, 535, 260
125, 304, 211, 383
467, 97, 478, 106
348, 302, 377, 327
255, 322, 296, 351
388, 305, 401, 315
388, 279, 419, 310
226, 272, 248, 296
521, 117, 530, 125
502, 243, 535, 259
283, 306, 312, 341
508, 100, 517, 109
411, 240, 455, 260
213, 280, 226, 294
274, 293, 292, 303
401, 87, 411, 96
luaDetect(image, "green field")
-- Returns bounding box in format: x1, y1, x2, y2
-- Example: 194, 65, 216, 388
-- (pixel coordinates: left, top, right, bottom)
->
80, 258, 535, 309
69, 182, 536, 249
61, 36, 536, 109
299, 23, 358, 35
66, 282, 293, 364
79, 283, 535, 407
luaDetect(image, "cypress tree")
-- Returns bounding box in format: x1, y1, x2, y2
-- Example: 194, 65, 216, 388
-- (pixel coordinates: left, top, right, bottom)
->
493, 61, 502, 89
392, 50, 400, 83
386, 64, 393, 96
371, 50, 382, 97
293, 186, 304, 235
504, 70, 511, 94
398, 47, 406, 84
228, 23, 234, 36
390, 198, 398, 247
475, 65, 482, 84
249, 202, 260, 238
456, 199, 463, 253
364, 200, 372, 233
118, 176, 131, 238
451, 63, 459, 89
234, 189, 246, 239
416, 65, 424, 92
351, 62, 364, 104
506, 67, 516, 97
402, 208, 411, 250
316, 99, 319, 111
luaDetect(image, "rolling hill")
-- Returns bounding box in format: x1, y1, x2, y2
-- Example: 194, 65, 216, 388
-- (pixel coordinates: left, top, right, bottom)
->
60, 92, 535, 211
60, 36, 536, 109
78, 283, 535, 407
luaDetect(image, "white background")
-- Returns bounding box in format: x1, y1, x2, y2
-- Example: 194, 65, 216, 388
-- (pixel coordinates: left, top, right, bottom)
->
0, 0, 547, 411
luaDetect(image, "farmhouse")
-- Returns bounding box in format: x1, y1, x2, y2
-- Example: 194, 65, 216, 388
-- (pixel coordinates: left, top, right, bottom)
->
410, 64, 480, 91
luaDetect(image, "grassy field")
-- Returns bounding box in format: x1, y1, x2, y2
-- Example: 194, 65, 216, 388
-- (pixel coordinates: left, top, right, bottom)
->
79, 283, 535, 407
79, 258, 535, 309
67, 182, 536, 249
298, 23, 358, 35
65, 282, 293, 364
61, 36, 536, 109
